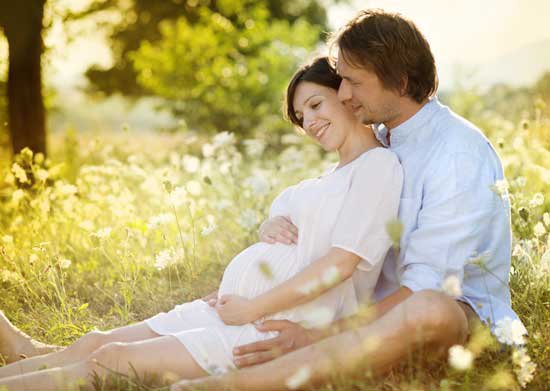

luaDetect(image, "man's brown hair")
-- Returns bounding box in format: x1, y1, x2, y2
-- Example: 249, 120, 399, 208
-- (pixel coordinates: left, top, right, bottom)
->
331, 9, 438, 103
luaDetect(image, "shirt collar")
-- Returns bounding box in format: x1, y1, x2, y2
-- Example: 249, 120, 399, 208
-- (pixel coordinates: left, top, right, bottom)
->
374, 97, 441, 148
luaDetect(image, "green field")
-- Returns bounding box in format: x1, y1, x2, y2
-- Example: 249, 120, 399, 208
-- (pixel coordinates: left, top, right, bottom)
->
0, 98, 548, 390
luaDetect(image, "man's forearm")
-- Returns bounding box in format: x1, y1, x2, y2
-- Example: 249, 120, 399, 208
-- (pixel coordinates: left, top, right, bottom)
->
322, 286, 414, 338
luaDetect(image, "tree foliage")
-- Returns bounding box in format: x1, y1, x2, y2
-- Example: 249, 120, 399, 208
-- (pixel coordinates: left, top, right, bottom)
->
81, 0, 329, 97
131, 2, 320, 134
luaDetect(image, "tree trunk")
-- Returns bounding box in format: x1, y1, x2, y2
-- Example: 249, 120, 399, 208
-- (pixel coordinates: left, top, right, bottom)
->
2, 0, 47, 156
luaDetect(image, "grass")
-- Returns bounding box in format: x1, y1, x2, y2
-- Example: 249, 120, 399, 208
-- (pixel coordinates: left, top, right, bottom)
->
0, 102, 548, 390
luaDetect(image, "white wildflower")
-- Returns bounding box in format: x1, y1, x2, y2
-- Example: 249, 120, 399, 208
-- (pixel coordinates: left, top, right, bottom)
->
448, 345, 473, 371
529, 193, 544, 208
300, 307, 333, 329
182, 155, 200, 173
219, 161, 232, 174
540, 250, 550, 273
244, 175, 270, 196
186, 180, 202, 196
285, 366, 311, 390
213, 131, 235, 148
543, 212, 550, 227
78, 220, 95, 231
239, 209, 258, 230
441, 275, 462, 297
29, 254, 39, 264
512, 347, 536, 388
515, 176, 526, 187
93, 227, 112, 239
2, 235, 13, 244
154, 250, 173, 270
215, 199, 232, 211
533, 222, 546, 237
147, 213, 173, 230
243, 139, 266, 157
201, 215, 216, 236
201, 222, 216, 236
59, 258, 72, 269
297, 279, 320, 295
57, 183, 78, 196
281, 133, 302, 145
321, 266, 341, 287
12, 189, 25, 204
491, 179, 509, 199
36, 169, 49, 182
201, 143, 215, 157
494, 317, 527, 345
169, 186, 187, 207
11, 163, 28, 183
154, 248, 184, 270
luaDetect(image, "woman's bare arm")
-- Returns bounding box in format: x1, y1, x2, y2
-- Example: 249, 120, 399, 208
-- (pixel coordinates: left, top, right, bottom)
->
251, 247, 361, 318
216, 248, 361, 325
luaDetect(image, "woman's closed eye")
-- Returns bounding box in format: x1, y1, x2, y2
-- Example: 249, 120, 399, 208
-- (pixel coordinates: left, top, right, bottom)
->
310, 101, 321, 110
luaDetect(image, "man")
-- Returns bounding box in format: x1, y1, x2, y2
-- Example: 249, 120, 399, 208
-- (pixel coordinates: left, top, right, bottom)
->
171, 9, 520, 391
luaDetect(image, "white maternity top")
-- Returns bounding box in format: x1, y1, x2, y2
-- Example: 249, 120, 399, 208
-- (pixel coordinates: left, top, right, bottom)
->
145, 147, 403, 375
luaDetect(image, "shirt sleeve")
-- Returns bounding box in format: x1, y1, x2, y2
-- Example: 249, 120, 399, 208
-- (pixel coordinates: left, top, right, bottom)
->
399, 149, 506, 292
331, 149, 403, 271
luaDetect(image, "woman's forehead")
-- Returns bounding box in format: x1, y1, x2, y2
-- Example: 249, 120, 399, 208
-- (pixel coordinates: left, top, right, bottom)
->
294, 82, 333, 106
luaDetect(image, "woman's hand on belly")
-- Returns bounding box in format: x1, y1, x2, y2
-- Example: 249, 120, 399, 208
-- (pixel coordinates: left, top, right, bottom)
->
259, 215, 298, 245
216, 294, 263, 326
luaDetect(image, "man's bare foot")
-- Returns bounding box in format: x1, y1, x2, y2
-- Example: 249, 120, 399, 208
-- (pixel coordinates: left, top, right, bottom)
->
0, 311, 61, 363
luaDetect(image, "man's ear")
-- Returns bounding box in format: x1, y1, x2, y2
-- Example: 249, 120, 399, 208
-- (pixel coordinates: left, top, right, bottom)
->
399, 75, 408, 96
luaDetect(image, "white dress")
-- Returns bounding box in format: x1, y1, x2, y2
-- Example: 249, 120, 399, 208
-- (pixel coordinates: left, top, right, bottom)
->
145, 147, 403, 375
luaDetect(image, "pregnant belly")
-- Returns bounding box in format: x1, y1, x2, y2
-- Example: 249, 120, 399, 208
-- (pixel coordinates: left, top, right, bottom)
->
218, 242, 299, 299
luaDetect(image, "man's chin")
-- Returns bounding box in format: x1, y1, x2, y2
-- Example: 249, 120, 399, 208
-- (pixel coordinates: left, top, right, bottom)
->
360, 115, 375, 126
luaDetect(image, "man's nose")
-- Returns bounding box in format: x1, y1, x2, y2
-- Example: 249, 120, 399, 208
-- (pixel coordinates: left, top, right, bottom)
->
337, 80, 351, 102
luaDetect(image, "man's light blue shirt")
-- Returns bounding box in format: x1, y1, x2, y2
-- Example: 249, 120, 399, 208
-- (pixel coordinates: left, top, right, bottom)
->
372, 97, 519, 329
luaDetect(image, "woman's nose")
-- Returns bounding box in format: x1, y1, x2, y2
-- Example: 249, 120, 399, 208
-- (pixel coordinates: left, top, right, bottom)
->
337, 80, 352, 102
302, 113, 316, 133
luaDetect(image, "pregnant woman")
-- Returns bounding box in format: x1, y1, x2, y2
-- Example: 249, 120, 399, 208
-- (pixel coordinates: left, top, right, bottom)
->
0, 57, 402, 390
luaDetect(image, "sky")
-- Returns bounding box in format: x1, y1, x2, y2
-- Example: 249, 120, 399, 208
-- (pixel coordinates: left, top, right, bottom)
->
329, 0, 550, 64
328, 0, 550, 87
2, 0, 549, 89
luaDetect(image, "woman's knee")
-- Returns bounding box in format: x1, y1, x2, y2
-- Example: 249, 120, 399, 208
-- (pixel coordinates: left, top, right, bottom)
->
84, 342, 128, 373
403, 290, 468, 345
66, 331, 112, 358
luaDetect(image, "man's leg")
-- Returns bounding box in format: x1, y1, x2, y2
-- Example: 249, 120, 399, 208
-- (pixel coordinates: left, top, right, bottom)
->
172, 290, 471, 391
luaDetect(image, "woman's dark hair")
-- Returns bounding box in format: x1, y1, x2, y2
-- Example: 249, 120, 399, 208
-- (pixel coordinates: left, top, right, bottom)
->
330, 9, 438, 103
285, 56, 342, 128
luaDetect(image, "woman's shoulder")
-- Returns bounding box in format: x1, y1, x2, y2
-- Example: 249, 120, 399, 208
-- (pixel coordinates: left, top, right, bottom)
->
357, 146, 401, 168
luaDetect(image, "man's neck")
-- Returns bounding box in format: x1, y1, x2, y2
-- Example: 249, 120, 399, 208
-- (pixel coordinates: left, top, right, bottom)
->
385, 98, 429, 133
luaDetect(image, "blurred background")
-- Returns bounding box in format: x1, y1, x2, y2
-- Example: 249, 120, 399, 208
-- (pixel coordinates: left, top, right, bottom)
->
0, 3, 548, 388
0, 0, 549, 158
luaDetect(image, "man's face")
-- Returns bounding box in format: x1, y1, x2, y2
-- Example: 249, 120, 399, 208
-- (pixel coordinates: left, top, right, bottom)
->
336, 53, 402, 129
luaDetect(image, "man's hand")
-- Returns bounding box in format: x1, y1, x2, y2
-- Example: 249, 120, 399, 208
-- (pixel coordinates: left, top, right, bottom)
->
233, 319, 321, 368
201, 290, 219, 307
216, 295, 262, 326
259, 216, 298, 245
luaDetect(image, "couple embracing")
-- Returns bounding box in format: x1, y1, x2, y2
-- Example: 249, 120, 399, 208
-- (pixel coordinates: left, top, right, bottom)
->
0, 9, 520, 391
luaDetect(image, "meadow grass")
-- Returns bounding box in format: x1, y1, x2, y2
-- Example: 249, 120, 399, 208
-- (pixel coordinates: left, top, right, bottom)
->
0, 106, 548, 390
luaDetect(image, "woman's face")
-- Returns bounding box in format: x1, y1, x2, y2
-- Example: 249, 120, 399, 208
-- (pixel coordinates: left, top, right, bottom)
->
292, 81, 357, 152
